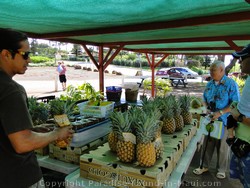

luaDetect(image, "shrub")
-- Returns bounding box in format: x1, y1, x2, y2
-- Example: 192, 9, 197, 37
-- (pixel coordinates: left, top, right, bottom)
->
124, 60, 132, 67
232, 77, 245, 94
141, 60, 148, 67
198, 70, 203, 75
30, 56, 53, 64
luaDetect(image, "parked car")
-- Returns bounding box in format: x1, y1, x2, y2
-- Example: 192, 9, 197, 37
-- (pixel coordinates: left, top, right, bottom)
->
155, 68, 170, 77
202, 73, 211, 81
174, 67, 199, 78
156, 68, 184, 78
228, 72, 246, 78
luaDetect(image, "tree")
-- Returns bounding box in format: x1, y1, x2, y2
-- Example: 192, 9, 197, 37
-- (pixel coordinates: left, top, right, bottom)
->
30, 39, 38, 54
119, 50, 128, 58
71, 44, 82, 60
185, 55, 203, 67
202, 55, 211, 70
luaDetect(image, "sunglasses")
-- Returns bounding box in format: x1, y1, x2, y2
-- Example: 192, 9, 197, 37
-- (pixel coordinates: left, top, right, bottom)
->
17, 51, 31, 60
8, 49, 31, 60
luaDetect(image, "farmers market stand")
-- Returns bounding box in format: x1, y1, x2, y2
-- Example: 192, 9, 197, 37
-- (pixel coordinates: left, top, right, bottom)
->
36, 100, 203, 188
64, 124, 203, 188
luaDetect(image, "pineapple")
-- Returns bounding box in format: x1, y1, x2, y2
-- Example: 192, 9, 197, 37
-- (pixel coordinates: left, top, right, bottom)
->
191, 97, 202, 109
161, 97, 176, 134
128, 105, 142, 134
135, 110, 161, 167
141, 98, 163, 160
170, 95, 184, 132
155, 122, 164, 159
107, 131, 118, 152
155, 121, 163, 138
179, 95, 193, 125
49, 99, 76, 147
154, 137, 164, 160
110, 111, 135, 163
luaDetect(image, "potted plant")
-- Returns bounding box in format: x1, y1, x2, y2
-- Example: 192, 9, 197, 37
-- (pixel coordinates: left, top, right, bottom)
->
28, 96, 49, 126
142, 78, 172, 97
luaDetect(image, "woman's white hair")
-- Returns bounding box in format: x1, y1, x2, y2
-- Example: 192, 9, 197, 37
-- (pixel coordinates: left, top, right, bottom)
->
211, 60, 225, 70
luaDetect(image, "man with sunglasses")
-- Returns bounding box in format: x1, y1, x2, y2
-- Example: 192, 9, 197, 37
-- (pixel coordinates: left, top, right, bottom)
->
229, 44, 250, 188
0, 28, 74, 188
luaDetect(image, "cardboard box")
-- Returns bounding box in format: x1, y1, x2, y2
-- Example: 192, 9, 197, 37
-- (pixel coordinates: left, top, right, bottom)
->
173, 124, 197, 150
162, 133, 185, 168
49, 136, 107, 164
80, 143, 172, 188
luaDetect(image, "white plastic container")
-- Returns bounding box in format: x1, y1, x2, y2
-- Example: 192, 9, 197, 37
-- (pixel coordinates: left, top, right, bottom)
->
77, 101, 114, 118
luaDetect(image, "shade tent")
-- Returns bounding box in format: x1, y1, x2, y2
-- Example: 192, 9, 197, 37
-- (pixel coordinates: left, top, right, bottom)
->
1, 0, 250, 95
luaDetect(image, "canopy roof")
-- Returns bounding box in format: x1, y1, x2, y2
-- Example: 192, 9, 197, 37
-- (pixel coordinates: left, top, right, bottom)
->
1, 0, 250, 55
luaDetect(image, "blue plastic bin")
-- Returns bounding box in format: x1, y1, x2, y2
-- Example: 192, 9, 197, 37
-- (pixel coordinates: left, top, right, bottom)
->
106, 86, 122, 102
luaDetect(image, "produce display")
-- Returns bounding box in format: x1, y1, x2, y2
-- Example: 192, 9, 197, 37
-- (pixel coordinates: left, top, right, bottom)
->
108, 95, 192, 168
80, 124, 197, 188
29, 82, 201, 186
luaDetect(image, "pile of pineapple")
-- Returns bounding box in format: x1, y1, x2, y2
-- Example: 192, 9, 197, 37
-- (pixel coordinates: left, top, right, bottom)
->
108, 95, 192, 167
160, 94, 193, 134
108, 103, 163, 167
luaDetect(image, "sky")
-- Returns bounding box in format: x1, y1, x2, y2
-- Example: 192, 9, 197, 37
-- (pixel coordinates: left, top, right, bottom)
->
33, 39, 73, 51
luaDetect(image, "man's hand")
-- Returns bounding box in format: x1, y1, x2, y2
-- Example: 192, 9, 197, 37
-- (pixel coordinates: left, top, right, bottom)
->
211, 111, 221, 121
53, 126, 74, 141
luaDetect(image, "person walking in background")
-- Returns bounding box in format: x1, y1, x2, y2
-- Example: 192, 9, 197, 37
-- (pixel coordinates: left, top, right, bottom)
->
229, 45, 250, 188
0, 28, 74, 188
193, 60, 240, 179
57, 61, 67, 91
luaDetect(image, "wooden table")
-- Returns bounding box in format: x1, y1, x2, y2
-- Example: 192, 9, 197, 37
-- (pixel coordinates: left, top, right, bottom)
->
169, 77, 187, 87
123, 75, 187, 89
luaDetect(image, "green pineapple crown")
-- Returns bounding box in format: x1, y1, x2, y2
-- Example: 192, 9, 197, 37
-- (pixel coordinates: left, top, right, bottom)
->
49, 98, 75, 116
110, 111, 133, 141
128, 105, 142, 132
135, 110, 161, 144
179, 95, 191, 111
169, 95, 182, 116
162, 96, 174, 119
